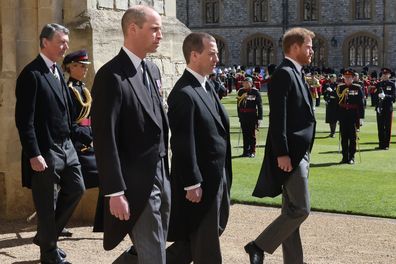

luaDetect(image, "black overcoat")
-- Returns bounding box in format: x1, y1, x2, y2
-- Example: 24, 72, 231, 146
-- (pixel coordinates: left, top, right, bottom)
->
253, 59, 316, 198
15, 55, 73, 188
167, 70, 232, 241
91, 49, 169, 250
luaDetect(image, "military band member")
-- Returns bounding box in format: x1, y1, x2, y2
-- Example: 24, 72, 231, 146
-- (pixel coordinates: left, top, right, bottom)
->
237, 76, 263, 157
374, 68, 396, 150
253, 66, 264, 90
337, 70, 365, 164
314, 71, 322, 107
305, 72, 320, 110
235, 68, 245, 91
323, 74, 338, 137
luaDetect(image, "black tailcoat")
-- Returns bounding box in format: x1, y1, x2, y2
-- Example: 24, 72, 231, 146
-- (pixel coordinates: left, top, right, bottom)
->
91, 49, 169, 250
167, 70, 232, 241
15, 56, 73, 188
253, 59, 316, 198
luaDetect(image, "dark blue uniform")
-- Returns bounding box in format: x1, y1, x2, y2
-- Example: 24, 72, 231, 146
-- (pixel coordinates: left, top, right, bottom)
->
68, 78, 99, 189
374, 80, 396, 149
237, 86, 263, 157
337, 83, 365, 163
323, 81, 338, 136
64, 50, 103, 233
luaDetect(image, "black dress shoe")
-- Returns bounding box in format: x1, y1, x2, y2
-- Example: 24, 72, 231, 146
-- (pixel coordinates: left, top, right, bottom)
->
41, 249, 70, 264
57, 248, 67, 258
33, 235, 66, 258
41, 260, 71, 264
339, 158, 348, 164
244, 241, 264, 264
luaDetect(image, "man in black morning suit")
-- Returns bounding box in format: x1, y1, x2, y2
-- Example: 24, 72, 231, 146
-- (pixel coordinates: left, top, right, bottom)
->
244, 28, 316, 264
166, 32, 232, 264
91, 5, 170, 264
15, 23, 85, 264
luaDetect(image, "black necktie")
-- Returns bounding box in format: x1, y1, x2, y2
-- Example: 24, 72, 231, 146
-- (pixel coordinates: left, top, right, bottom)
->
205, 81, 219, 113
51, 64, 59, 80
51, 64, 56, 74
141, 60, 151, 92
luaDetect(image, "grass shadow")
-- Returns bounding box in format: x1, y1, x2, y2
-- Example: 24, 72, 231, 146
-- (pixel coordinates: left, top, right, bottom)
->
310, 162, 342, 168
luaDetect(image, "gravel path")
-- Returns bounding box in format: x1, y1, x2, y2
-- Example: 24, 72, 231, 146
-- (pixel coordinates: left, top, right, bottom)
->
1, 204, 395, 264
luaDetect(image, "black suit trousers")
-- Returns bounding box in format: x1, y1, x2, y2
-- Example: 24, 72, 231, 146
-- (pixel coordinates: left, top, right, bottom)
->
376, 110, 393, 148
31, 139, 85, 257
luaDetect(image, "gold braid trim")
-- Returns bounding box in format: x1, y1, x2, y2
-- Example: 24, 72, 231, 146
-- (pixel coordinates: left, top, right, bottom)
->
336, 84, 349, 104
68, 82, 92, 123
237, 92, 248, 107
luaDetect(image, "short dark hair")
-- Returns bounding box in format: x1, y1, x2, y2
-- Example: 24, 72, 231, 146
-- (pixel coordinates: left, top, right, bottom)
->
282, 27, 315, 54
121, 6, 151, 36
182, 32, 216, 64
39, 23, 69, 49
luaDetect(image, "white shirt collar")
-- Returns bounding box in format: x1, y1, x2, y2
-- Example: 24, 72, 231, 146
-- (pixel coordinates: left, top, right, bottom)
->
186, 67, 207, 91
122, 46, 144, 71
40, 53, 56, 70
285, 56, 303, 74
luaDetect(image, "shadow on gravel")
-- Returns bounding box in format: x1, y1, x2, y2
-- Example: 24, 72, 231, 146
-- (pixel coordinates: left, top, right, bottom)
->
12, 261, 40, 264
0, 251, 39, 264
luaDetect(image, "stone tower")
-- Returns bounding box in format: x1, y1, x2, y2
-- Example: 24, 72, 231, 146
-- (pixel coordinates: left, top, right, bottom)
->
0, 0, 189, 220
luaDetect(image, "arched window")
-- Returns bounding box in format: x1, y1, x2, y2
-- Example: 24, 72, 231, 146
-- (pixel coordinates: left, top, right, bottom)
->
348, 35, 378, 66
252, 0, 269, 23
215, 38, 227, 66
303, 0, 318, 21
311, 37, 326, 67
204, 0, 220, 24
355, 0, 371, 20
246, 36, 275, 66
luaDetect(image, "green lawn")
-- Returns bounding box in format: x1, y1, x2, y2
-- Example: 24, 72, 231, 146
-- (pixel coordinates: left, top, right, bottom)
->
222, 92, 396, 219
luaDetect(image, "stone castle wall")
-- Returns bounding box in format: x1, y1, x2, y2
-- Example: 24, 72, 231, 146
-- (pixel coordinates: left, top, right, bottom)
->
0, 0, 189, 220
176, 0, 396, 71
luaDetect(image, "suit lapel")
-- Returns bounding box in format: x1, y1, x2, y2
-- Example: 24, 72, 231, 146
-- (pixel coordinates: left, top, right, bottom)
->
210, 84, 230, 131
37, 56, 66, 107
147, 63, 169, 129
185, 71, 225, 131
118, 49, 160, 128
284, 59, 314, 115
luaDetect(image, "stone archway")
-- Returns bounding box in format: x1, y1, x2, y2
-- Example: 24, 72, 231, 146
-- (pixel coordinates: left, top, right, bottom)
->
342, 31, 381, 68
242, 33, 276, 67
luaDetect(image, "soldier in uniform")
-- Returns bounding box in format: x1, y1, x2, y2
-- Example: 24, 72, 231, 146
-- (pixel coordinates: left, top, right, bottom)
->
62, 50, 103, 231
336, 70, 365, 164
353, 72, 366, 106
236, 76, 263, 157
369, 71, 379, 106
253, 66, 264, 90
305, 72, 320, 110
208, 72, 227, 99
323, 74, 338, 137
374, 67, 396, 150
